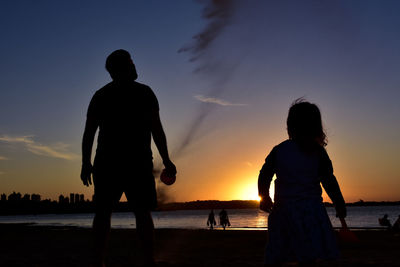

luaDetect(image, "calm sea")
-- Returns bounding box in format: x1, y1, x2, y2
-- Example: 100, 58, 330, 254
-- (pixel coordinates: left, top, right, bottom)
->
0, 206, 399, 229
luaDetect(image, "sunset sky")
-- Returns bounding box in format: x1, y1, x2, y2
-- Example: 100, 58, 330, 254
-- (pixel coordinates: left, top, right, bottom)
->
0, 1, 399, 203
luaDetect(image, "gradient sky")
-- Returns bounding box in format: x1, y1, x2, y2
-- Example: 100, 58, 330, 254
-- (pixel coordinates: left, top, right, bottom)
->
0, 1, 399, 203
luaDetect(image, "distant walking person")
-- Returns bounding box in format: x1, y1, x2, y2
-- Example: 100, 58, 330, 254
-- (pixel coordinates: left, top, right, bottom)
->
258, 99, 346, 266
80, 49, 177, 267
207, 209, 217, 230
219, 209, 230, 230
379, 214, 392, 229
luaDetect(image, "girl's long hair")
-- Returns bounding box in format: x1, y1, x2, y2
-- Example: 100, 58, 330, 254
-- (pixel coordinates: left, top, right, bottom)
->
287, 99, 327, 151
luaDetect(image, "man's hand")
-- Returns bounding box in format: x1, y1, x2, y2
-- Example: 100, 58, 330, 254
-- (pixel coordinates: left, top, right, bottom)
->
163, 159, 177, 177
260, 196, 273, 213
81, 162, 93, 186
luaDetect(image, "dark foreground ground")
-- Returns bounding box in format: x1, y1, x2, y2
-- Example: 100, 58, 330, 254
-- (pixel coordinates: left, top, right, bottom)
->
0, 224, 399, 266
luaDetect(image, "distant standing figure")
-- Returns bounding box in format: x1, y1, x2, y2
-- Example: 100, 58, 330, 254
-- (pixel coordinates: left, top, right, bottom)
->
258, 99, 346, 266
80, 49, 177, 267
379, 214, 392, 229
207, 210, 217, 230
219, 209, 231, 230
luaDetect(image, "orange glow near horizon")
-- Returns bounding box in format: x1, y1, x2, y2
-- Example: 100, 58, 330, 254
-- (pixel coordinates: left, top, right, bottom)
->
1, 142, 399, 203
229, 174, 277, 202
238, 180, 261, 201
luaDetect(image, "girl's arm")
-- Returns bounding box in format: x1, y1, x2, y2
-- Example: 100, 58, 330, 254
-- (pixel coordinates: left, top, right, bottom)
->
258, 147, 276, 212
319, 149, 346, 218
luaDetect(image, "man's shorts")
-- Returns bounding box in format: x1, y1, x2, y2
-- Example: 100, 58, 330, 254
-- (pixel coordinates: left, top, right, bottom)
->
92, 164, 157, 213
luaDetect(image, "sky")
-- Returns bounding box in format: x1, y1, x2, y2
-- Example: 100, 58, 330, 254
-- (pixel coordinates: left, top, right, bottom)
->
0, 0, 399, 203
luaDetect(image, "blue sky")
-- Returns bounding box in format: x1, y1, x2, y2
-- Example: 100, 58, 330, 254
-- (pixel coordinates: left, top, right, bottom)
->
0, 1, 399, 202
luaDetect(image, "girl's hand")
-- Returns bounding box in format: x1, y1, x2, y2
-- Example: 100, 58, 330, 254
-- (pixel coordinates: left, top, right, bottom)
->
260, 196, 273, 213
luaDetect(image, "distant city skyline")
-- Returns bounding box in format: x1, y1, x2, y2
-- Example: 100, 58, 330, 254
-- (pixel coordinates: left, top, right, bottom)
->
1, 191, 88, 203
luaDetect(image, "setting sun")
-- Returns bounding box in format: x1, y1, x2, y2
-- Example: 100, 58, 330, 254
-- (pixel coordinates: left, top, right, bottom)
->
235, 175, 277, 201
238, 182, 260, 201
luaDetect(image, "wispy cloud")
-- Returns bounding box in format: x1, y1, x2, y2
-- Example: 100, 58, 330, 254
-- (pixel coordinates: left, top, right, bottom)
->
0, 135, 78, 160
194, 95, 246, 106
244, 161, 253, 167
0, 156, 7, 160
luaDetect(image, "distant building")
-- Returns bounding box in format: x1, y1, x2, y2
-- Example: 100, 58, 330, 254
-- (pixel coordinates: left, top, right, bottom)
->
65, 197, 69, 204
22, 194, 30, 201
8, 192, 22, 202
59, 195, 65, 204
70, 193, 74, 204
1, 193, 6, 202
31, 194, 41, 202
79, 194, 84, 203
74, 194, 80, 204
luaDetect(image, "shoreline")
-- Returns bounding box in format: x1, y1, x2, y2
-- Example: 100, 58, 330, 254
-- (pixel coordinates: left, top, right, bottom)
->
1, 223, 399, 266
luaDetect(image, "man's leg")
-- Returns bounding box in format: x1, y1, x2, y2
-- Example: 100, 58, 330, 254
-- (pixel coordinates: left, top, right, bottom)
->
93, 209, 112, 267
92, 176, 122, 267
134, 209, 155, 265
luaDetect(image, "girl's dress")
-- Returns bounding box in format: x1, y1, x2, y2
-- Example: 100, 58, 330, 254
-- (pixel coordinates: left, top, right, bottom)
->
258, 140, 345, 264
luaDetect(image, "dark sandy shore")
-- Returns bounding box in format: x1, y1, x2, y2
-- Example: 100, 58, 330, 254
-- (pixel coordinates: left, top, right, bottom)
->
1, 223, 399, 267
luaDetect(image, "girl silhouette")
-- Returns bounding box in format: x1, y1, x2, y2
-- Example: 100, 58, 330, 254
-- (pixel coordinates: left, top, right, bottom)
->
258, 99, 346, 266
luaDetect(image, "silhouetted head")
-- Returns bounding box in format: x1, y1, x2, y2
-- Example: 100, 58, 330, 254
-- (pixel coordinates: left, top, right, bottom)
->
384, 214, 388, 218
105, 49, 138, 81
287, 99, 327, 149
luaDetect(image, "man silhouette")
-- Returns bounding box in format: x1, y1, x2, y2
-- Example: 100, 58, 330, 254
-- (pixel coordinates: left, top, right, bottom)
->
80, 49, 176, 266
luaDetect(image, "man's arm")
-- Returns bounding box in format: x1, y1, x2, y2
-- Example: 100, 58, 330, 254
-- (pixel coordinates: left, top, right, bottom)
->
80, 117, 98, 186
151, 111, 176, 176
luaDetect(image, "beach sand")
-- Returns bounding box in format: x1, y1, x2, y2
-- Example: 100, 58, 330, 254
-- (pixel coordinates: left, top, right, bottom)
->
1, 224, 399, 266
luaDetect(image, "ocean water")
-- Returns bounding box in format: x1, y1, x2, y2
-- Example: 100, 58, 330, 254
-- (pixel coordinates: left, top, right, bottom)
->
0, 206, 399, 229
